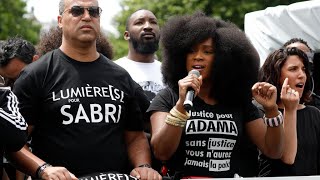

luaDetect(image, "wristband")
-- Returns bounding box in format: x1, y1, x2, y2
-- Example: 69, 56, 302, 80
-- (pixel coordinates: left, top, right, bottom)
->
138, 164, 151, 168
170, 107, 190, 120
165, 114, 187, 127
263, 111, 283, 127
36, 162, 52, 179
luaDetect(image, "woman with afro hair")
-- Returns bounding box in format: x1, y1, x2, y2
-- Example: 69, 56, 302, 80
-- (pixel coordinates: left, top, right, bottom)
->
147, 12, 295, 178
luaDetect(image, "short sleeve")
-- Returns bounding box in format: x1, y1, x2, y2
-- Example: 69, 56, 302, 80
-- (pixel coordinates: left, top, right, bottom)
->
147, 87, 178, 113
0, 89, 27, 151
244, 101, 263, 123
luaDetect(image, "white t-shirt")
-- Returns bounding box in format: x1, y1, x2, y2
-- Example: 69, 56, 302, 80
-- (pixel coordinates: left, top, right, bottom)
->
115, 57, 164, 102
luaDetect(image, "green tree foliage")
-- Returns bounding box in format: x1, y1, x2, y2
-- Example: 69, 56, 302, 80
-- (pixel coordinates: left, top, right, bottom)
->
109, 0, 305, 60
0, 0, 41, 44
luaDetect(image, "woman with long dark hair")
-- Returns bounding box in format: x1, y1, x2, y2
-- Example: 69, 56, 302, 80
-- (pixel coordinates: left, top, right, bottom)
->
258, 47, 320, 176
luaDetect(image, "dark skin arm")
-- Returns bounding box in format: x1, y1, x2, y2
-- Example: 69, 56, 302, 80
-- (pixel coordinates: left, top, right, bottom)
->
125, 131, 162, 180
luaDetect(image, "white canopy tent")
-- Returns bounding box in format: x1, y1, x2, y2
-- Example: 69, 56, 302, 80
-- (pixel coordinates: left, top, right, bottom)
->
244, 0, 320, 65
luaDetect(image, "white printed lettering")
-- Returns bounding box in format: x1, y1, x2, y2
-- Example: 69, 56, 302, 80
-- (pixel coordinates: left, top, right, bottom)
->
90, 104, 103, 123
185, 140, 206, 147
74, 104, 90, 123
185, 150, 204, 157
185, 119, 238, 136
184, 158, 208, 168
208, 138, 236, 150
61, 105, 73, 125
60, 104, 122, 125
209, 159, 230, 172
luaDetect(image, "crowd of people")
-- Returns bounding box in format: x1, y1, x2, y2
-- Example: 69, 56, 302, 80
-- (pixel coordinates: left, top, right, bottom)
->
0, 0, 319, 179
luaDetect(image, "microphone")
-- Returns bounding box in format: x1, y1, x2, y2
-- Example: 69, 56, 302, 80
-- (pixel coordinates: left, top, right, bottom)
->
183, 69, 200, 111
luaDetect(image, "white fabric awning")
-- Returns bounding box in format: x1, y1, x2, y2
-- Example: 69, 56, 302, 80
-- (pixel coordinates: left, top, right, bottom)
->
244, 0, 320, 65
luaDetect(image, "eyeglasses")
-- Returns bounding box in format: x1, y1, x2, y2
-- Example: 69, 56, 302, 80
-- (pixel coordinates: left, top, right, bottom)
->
62, 6, 102, 18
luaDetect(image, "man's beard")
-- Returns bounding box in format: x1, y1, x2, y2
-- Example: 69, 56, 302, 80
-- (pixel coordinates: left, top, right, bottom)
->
130, 36, 159, 54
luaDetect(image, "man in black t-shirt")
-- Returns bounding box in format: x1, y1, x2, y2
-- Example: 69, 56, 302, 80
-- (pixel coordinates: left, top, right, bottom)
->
9, 0, 161, 179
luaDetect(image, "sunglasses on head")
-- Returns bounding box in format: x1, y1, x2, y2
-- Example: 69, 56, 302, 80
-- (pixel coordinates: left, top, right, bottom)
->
63, 6, 102, 18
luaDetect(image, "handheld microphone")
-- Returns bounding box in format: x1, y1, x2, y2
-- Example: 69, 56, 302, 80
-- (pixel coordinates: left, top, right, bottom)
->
183, 69, 200, 111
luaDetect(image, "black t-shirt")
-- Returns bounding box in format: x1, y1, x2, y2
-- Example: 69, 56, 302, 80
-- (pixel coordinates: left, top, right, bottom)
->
306, 92, 320, 110
147, 88, 260, 178
0, 89, 27, 179
13, 49, 145, 176
258, 105, 320, 176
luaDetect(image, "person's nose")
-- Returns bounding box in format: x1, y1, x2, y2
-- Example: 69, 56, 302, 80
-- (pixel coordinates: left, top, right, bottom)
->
298, 68, 306, 79
143, 21, 152, 31
194, 51, 203, 61
82, 8, 91, 19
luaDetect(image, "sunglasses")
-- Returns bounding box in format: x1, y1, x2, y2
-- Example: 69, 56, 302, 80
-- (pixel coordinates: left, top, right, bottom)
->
63, 6, 102, 18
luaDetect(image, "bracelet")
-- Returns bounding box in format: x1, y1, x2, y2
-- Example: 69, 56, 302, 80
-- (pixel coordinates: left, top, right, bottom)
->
263, 111, 283, 127
138, 164, 151, 168
36, 162, 52, 179
170, 107, 190, 120
165, 107, 190, 128
165, 114, 187, 127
